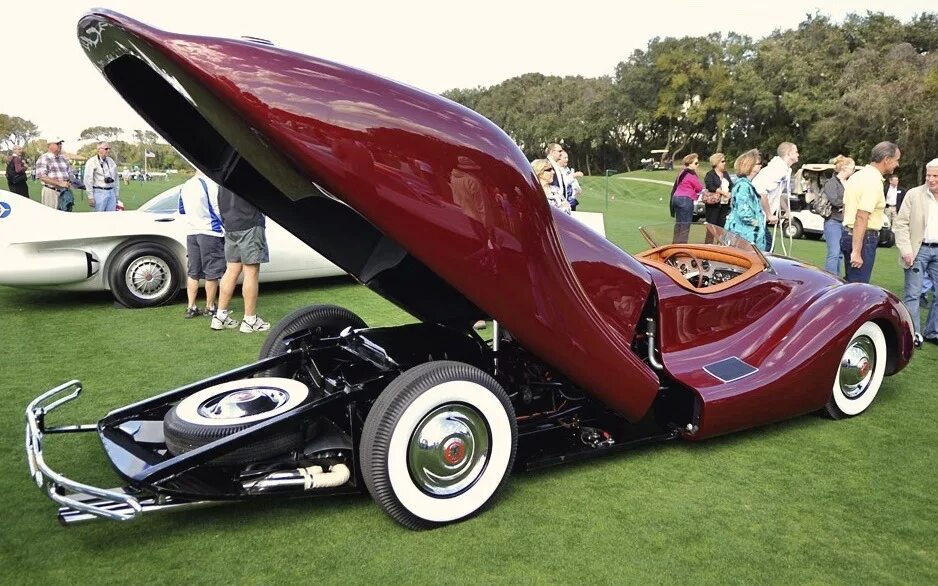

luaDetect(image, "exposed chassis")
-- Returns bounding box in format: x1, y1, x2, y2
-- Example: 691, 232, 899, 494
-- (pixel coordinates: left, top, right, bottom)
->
26, 321, 684, 525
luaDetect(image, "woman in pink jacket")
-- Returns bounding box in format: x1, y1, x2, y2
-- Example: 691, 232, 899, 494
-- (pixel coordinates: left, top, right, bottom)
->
670, 153, 704, 242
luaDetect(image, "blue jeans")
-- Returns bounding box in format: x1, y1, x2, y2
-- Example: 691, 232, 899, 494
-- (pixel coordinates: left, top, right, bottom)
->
92, 187, 117, 212
672, 196, 694, 243
823, 218, 844, 275
903, 245, 938, 339
840, 230, 878, 283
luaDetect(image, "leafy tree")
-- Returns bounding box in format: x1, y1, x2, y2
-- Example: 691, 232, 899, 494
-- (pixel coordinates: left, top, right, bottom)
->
838, 43, 938, 181
0, 114, 40, 151
79, 126, 123, 141
441, 10, 938, 174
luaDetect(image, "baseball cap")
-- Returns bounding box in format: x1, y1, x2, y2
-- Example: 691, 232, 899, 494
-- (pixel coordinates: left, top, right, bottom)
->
46, 138, 65, 144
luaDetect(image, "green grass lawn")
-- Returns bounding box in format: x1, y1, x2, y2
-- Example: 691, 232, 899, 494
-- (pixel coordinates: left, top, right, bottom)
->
2, 172, 936, 584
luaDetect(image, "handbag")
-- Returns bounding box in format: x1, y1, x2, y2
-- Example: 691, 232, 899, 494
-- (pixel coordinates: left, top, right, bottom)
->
810, 192, 833, 218
702, 190, 721, 205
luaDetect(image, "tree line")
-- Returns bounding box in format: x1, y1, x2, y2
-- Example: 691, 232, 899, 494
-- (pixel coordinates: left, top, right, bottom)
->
0, 119, 192, 172
442, 12, 938, 183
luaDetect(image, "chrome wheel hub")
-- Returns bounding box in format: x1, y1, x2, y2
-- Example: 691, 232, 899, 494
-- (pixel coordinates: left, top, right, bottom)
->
126, 255, 171, 299
199, 387, 289, 419
839, 336, 876, 399
408, 404, 489, 497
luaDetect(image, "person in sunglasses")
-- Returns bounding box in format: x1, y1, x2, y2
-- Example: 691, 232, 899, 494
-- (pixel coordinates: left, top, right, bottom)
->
83, 142, 121, 211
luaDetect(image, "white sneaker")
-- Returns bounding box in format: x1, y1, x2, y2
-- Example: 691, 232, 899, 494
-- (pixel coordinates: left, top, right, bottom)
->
913, 332, 924, 348
211, 313, 238, 330
240, 316, 271, 333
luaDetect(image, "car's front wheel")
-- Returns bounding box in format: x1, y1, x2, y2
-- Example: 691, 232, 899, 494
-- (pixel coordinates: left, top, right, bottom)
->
107, 242, 181, 307
824, 321, 887, 419
361, 361, 517, 530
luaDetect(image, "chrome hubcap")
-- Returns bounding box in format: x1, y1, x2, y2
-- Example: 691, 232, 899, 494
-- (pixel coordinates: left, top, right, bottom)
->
839, 336, 876, 399
126, 255, 171, 299
408, 404, 489, 497
199, 387, 289, 419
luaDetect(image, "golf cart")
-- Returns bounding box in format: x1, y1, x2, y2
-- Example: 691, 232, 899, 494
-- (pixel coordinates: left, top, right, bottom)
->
783, 164, 894, 248
640, 149, 673, 171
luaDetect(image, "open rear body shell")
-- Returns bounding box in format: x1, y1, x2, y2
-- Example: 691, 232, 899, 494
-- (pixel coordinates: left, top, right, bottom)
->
75, 11, 913, 440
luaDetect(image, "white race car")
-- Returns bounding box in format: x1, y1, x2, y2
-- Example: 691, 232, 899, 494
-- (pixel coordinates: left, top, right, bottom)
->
0, 187, 346, 307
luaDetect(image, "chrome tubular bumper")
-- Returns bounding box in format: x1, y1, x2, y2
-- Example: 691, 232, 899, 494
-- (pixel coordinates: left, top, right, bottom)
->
25, 381, 144, 523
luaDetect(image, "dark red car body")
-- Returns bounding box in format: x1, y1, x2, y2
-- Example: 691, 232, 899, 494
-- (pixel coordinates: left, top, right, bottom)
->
22, 11, 915, 529
74, 10, 913, 439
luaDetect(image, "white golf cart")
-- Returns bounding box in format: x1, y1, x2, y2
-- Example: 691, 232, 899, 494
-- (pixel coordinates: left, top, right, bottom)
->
783, 164, 894, 248
641, 149, 674, 171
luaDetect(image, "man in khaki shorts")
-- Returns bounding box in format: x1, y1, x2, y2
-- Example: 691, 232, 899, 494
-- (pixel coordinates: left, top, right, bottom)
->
210, 186, 271, 333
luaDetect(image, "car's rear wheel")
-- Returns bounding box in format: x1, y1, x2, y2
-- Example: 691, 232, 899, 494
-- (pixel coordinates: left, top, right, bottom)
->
783, 218, 803, 239
107, 242, 181, 308
824, 321, 886, 419
361, 361, 517, 530
258, 304, 367, 377
163, 377, 310, 465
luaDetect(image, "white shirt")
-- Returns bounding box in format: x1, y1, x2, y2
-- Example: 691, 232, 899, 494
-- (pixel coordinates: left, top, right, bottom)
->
548, 158, 566, 195
83, 155, 120, 193
886, 185, 899, 206
751, 156, 791, 215
179, 175, 224, 237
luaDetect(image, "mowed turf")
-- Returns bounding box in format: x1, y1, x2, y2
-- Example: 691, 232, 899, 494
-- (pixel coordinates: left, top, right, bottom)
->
1, 173, 936, 584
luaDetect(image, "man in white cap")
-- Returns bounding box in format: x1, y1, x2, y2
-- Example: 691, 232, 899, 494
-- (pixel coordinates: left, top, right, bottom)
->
893, 157, 938, 346
34, 138, 73, 209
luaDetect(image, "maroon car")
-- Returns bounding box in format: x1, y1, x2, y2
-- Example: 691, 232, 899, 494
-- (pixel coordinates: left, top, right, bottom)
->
25, 11, 914, 529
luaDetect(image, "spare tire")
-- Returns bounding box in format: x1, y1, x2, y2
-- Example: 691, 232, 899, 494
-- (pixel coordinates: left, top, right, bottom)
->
163, 377, 309, 465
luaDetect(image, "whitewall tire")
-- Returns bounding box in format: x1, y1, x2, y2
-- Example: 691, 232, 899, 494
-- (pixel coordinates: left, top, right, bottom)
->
361, 361, 517, 529
825, 321, 887, 419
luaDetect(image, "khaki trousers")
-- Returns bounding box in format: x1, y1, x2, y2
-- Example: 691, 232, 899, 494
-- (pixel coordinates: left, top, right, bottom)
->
41, 186, 60, 208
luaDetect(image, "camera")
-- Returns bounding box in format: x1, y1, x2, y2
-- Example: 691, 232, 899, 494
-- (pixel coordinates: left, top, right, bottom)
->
104, 176, 115, 184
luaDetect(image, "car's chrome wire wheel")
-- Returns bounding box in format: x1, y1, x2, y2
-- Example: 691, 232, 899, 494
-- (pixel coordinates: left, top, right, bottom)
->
408, 403, 490, 497
827, 321, 886, 418
125, 254, 172, 300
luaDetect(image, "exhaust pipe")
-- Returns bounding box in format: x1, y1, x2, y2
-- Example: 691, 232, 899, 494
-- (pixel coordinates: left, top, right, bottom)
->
242, 463, 351, 494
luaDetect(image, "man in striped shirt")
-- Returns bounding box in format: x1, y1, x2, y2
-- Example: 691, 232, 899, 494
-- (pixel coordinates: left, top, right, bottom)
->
34, 139, 74, 209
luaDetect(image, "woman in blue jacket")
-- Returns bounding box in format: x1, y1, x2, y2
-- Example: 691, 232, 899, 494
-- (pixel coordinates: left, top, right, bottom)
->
724, 149, 767, 251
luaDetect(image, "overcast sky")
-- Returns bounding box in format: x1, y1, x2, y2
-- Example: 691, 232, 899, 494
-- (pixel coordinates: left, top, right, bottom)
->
3, 0, 934, 145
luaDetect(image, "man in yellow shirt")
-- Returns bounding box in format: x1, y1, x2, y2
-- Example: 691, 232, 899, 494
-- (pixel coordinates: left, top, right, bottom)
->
841, 142, 901, 283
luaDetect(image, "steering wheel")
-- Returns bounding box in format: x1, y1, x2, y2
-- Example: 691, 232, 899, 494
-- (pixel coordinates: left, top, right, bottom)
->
663, 248, 705, 289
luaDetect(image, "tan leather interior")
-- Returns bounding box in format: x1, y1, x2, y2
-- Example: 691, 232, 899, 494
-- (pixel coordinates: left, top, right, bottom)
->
636, 244, 766, 293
